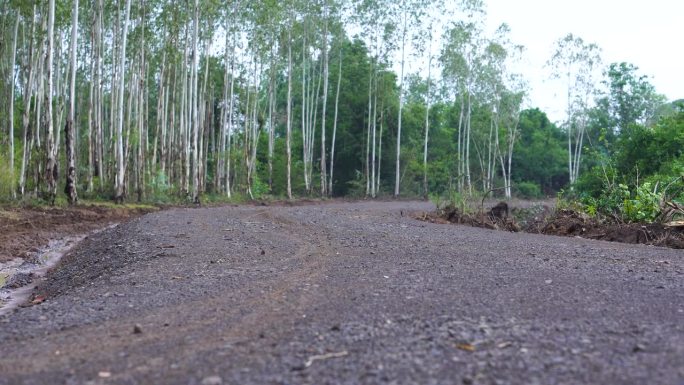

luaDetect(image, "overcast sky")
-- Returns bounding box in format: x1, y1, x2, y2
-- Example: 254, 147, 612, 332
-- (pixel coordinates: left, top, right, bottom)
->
483, 0, 683, 123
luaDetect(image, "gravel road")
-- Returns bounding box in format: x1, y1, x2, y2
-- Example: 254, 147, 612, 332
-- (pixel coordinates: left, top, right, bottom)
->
1, 201, 682, 385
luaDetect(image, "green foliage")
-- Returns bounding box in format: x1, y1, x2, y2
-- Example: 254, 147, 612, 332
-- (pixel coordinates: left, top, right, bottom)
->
514, 181, 542, 199
579, 182, 663, 223
0, 149, 15, 201
621, 183, 662, 223
250, 171, 269, 200
512, 109, 568, 193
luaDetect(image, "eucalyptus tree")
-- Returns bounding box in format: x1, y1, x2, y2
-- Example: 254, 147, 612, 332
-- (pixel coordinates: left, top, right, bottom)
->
45, 0, 57, 204
285, 3, 296, 199
353, 0, 393, 197
391, 0, 431, 197
219, 0, 242, 198
421, 26, 434, 198
597, 62, 666, 134
190, 0, 200, 203
319, 0, 331, 196
476, 23, 524, 196
328, 45, 342, 196
64, 0, 79, 204
440, 22, 477, 193
114, 0, 133, 202
19, 5, 38, 197
548, 33, 602, 185
8, 14, 18, 199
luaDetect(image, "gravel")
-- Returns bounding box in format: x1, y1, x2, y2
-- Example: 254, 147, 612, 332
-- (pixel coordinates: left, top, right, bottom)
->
0, 201, 682, 384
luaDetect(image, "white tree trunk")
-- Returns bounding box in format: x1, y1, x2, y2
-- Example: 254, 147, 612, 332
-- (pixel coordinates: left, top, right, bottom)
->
286, 27, 293, 199
319, 8, 329, 196
115, 0, 132, 202
45, 0, 57, 203
328, 49, 342, 197
20, 6, 37, 197
191, 0, 200, 203
9, 16, 19, 199
65, 0, 80, 204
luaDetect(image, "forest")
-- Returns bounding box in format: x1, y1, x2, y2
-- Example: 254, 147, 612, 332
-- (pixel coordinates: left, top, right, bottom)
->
0, 0, 682, 220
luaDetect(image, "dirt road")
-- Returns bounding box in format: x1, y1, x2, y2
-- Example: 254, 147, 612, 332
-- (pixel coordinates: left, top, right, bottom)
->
1, 201, 682, 384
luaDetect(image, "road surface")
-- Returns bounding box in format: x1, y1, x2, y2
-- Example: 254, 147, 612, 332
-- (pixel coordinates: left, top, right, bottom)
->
1, 201, 682, 384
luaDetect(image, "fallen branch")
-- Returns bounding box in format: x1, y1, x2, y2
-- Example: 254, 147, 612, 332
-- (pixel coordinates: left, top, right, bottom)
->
304, 350, 348, 368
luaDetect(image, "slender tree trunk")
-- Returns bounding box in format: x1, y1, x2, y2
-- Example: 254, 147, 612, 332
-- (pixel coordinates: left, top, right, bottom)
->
64, 0, 80, 204
45, 0, 57, 204
9, 16, 19, 199
114, 0, 132, 202
87, 7, 96, 192
319, 5, 329, 196
137, 1, 147, 201
286, 27, 293, 199
96, 0, 103, 189
371, 70, 378, 198
365, 59, 373, 197
328, 49, 342, 197
267, 54, 275, 192
191, 0, 200, 203
395, 13, 408, 197
20, 6, 37, 197
377, 101, 384, 193
423, 53, 432, 199
225, 40, 235, 197
301, 33, 310, 193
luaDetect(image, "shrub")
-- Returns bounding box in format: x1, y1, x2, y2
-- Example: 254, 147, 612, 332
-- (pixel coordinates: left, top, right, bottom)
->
514, 181, 542, 199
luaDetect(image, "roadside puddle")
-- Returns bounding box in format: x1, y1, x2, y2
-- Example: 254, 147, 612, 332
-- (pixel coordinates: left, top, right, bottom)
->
0, 225, 118, 316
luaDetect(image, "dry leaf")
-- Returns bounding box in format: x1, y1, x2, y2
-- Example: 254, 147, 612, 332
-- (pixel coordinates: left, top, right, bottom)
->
456, 343, 475, 352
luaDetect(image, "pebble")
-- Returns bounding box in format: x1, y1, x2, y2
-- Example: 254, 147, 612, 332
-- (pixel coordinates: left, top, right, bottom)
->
201, 375, 223, 385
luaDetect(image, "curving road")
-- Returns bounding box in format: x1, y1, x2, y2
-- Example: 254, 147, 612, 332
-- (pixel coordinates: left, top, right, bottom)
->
0, 201, 682, 384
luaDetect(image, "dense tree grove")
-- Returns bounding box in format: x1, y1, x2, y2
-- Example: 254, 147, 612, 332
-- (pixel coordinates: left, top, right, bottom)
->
0, 0, 681, 206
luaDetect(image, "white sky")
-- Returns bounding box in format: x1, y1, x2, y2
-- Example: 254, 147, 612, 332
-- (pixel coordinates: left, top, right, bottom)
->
483, 0, 684, 123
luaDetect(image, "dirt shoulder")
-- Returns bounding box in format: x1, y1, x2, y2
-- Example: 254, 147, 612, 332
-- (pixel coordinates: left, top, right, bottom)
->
0, 204, 158, 263
423, 200, 684, 249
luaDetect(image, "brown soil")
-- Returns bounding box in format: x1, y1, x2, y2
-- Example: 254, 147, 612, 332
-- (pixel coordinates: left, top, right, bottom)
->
0, 205, 158, 263
423, 203, 684, 249
541, 209, 684, 249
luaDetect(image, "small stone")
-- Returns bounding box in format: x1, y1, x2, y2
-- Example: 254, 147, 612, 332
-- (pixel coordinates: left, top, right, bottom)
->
201, 375, 223, 385
633, 344, 646, 353
133, 324, 143, 334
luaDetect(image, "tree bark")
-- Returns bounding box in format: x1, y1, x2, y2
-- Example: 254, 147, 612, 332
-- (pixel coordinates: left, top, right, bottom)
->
286, 27, 293, 199
328, 49, 342, 197
9, 16, 19, 199
45, 0, 57, 204
115, 0, 132, 202
64, 0, 80, 204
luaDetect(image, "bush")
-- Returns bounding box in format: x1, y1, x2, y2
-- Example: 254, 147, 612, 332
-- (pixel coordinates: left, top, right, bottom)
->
579, 182, 664, 223
622, 182, 662, 223
514, 181, 542, 199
